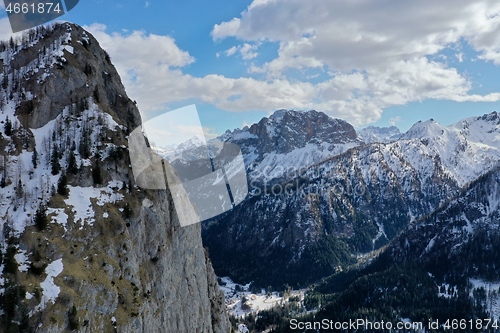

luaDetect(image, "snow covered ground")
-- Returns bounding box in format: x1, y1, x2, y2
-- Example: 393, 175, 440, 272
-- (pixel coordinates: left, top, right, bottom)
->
29, 259, 64, 315
469, 278, 500, 320
219, 276, 305, 318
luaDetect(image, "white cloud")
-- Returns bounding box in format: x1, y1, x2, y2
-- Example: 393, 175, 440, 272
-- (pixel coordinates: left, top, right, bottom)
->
203, 126, 219, 139
84, 24, 343, 120
240, 43, 258, 60
389, 116, 402, 126
85, 24, 197, 112
212, 0, 500, 72
223, 43, 258, 60
225, 46, 238, 56
86, 24, 193, 68
208, 0, 500, 123
84, 1, 500, 130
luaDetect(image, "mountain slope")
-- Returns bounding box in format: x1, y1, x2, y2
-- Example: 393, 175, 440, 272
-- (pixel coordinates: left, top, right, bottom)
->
386, 166, 500, 281
304, 166, 500, 331
202, 111, 500, 288
400, 114, 500, 186
0, 23, 229, 333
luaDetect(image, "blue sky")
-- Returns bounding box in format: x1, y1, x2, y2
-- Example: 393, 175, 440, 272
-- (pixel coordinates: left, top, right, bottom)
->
2, 0, 500, 135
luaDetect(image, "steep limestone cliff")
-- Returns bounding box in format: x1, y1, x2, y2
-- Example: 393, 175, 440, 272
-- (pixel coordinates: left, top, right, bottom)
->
0, 22, 230, 333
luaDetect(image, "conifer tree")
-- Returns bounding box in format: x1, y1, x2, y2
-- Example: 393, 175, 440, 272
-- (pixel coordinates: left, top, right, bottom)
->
4, 116, 12, 136
15, 179, 23, 198
32, 148, 38, 169
67, 150, 77, 174
57, 173, 68, 196
34, 203, 48, 231
51, 143, 60, 175
79, 126, 90, 159
92, 157, 102, 185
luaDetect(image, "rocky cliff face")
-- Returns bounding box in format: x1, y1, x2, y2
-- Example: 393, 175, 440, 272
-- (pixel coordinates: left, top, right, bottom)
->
0, 23, 230, 333
218, 109, 363, 183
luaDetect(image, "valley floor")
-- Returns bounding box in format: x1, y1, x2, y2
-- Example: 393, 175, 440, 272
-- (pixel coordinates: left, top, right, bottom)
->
219, 277, 306, 318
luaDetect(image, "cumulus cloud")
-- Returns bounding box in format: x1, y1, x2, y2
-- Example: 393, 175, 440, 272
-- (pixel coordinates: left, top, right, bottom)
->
239, 43, 258, 60
223, 43, 258, 60
83, 0, 500, 129
225, 46, 238, 57
84, 24, 377, 124
209, 0, 500, 123
389, 116, 402, 126
212, 0, 500, 70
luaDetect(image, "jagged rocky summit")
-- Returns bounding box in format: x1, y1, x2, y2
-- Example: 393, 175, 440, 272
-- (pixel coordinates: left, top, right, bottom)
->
0, 23, 230, 332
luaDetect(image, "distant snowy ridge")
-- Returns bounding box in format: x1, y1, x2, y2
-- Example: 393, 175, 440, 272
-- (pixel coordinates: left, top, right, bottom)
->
398, 112, 500, 186
358, 125, 401, 143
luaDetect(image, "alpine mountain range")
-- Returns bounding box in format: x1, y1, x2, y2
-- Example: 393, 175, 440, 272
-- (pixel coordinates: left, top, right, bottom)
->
1, 22, 500, 333
201, 108, 500, 288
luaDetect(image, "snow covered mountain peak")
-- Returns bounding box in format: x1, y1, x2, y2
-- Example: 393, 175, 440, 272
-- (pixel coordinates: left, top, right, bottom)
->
400, 118, 446, 140
176, 135, 206, 150
267, 108, 289, 121
392, 112, 500, 186
220, 109, 362, 180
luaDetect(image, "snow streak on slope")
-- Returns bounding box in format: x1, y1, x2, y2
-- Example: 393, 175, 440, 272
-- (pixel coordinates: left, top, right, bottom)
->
0, 101, 124, 239
30, 259, 64, 315
469, 279, 500, 320
66, 182, 124, 228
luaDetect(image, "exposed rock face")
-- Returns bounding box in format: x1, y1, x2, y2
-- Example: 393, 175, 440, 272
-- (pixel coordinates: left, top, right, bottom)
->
217, 109, 363, 184
13, 23, 141, 131
245, 109, 360, 155
0, 23, 230, 333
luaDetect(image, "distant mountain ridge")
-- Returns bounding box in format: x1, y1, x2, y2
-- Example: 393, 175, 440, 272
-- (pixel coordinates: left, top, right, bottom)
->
219, 109, 363, 181
358, 125, 401, 143
202, 109, 500, 288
